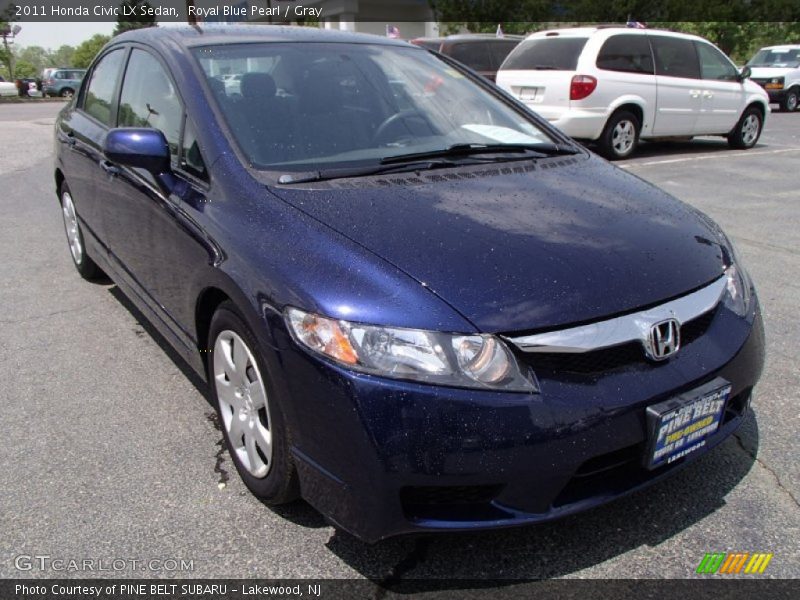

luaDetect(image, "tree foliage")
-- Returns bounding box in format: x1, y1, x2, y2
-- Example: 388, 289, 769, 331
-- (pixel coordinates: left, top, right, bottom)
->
114, 1, 158, 36
73, 34, 112, 69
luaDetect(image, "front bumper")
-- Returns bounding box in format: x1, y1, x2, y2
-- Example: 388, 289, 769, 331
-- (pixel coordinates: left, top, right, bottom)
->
271, 301, 764, 543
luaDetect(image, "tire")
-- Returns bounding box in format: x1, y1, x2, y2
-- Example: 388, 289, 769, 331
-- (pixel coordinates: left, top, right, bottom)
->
728, 106, 763, 149
60, 88, 74, 98
781, 88, 798, 112
207, 302, 299, 504
597, 110, 640, 160
60, 183, 102, 280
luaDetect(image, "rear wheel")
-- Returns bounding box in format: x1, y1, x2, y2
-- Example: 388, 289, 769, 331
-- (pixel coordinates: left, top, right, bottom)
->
60, 183, 102, 280
781, 88, 798, 112
597, 110, 640, 160
208, 302, 299, 504
728, 106, 763, 149
60, 88, 74, 98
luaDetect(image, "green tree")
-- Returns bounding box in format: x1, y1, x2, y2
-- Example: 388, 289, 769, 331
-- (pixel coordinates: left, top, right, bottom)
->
114, 1, 158, 36
49, 45, 76, 68
1, 6, 19, 79
72, 34, 111, 68
17, 45, 49, 75
13, 59, 36, 78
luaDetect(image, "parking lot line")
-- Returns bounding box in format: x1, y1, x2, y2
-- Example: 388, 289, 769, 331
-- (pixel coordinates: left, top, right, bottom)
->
621, 147, 800, 168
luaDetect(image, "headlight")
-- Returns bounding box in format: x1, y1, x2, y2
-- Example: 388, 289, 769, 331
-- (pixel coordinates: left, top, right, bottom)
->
285, 307, 538, 392
723, 263, 752, 317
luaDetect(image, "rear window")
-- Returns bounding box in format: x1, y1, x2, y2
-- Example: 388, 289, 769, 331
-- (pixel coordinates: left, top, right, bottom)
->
448, 43, 492, 71
501, 37, 588, 71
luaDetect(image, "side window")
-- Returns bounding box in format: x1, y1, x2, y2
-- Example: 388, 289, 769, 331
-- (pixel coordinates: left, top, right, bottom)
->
180, 119, 208, 181
652, 36, 700, 79
696, 42, 738, 81
448, 43, 492, 72
118, 49, 182, 160
596, 35, 654, 74
83, 49, 126, 126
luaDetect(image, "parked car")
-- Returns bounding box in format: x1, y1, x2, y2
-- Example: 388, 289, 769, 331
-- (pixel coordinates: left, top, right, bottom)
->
0, 75, 17, 97
43, 68, 86, 98
16, 77, 42, 97
496, 27, 770, 159
411, 34, 522, 81
747, 45, 800, 112
55, 26, 764, 543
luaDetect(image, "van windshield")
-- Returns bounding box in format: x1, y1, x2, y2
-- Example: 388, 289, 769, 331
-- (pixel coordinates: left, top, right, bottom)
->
501, 37, 589, 71
747, 48, 800, 68
192, 42, 555, 172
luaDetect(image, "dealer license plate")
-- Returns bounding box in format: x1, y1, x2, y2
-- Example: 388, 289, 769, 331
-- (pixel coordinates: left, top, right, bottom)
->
645, 378, 731, 470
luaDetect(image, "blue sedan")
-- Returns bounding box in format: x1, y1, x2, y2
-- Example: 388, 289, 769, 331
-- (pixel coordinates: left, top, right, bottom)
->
54, 25, 764, 543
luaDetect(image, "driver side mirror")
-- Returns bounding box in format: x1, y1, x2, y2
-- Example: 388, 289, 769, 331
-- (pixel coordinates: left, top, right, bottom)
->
103, 128, 180, 194
738, 65, 752, 81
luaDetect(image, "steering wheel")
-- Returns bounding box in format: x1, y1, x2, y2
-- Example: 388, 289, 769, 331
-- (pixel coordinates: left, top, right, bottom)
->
373, 110, 434, 145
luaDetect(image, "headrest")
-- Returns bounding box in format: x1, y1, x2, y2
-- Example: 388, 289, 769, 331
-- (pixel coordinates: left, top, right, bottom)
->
240, 72, 277, 100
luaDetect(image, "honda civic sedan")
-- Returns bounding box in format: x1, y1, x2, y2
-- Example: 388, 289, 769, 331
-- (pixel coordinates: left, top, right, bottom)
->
54, 25, 764, 543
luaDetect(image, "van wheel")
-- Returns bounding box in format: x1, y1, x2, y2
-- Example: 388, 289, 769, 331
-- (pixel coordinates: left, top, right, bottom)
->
597, 110, 640, 160
781, 89, 798, 112
728, 106, 763, 149
60, 183, 102, 280
208, 301, 299, 504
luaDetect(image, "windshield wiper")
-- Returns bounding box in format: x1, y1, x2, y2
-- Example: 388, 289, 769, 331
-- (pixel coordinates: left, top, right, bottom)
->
277, 159, 462, 184
380, 142, 578, 165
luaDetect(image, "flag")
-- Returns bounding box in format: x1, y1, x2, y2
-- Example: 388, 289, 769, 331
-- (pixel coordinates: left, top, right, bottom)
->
627, 21, 647, 29
496, 24, 504, 38
386, 25, 401, 39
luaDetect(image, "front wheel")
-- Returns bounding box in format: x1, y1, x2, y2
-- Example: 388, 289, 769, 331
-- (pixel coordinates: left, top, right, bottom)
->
728, 107, 763, 149
59, 88, 74, 98
208, 302, 299, 504
597, 110, 640, 160
60, 183, 102, 280
781, 89, 798, 112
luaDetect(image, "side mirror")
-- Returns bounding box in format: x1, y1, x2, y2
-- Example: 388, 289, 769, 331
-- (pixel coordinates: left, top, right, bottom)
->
103, 128, 171, 175
739, 65, 752, 81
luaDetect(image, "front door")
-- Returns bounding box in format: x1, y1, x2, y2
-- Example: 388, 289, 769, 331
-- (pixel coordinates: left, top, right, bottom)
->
693, 42, 745, 135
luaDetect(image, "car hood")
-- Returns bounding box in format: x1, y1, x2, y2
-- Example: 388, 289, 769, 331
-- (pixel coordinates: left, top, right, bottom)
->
268, 156, 728, 333
749, 66, 798, 78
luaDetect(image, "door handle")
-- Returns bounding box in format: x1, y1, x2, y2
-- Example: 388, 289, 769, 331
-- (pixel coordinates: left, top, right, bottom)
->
100, 160, 120, 176
703, 90, 714, 99
65, 131, 76, 147
689, 89, 701, 98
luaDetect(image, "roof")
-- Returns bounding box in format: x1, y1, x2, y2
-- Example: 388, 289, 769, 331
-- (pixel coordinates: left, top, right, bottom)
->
412, 34, 524, 43
523, 26, 707, 43
112, 24, 413, 49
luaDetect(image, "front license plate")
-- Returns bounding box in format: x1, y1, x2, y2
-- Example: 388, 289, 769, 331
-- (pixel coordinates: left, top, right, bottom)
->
645, 378, 731, 470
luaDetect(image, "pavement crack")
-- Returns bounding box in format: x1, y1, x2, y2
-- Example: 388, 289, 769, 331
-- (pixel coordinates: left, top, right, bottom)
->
373, 538, 431, 598
733, 432, 800, 510
0, 306, 88, 325
206, 411, 230, 487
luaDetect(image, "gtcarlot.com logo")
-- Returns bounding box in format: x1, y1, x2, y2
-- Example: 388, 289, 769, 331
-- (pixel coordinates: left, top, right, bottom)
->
696, 552, 773, 575
14, 554, 194, 573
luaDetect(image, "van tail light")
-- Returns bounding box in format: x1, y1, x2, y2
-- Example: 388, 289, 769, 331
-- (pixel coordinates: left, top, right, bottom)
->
570, 75, 597, 100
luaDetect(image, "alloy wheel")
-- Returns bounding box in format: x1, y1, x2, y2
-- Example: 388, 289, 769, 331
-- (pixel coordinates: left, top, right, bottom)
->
61, 191, 83, 264
741, 114, 760, 146
612, 119, 635, 156
213, 330, 273, 478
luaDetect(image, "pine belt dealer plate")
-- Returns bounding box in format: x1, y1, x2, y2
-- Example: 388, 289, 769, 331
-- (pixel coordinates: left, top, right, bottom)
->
645, 378, 731, 470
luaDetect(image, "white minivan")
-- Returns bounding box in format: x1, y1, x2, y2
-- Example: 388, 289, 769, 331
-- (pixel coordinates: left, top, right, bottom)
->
496, 27, 770, 159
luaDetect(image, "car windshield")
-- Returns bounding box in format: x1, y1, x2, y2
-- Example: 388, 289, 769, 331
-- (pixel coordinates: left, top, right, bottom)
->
747, 48, 800, 68
192, 42, 555, 172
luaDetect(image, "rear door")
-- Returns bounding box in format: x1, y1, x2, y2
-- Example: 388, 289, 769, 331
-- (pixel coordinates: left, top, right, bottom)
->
56, 47, 127, 246
650, 35, 702, 135
496, 36, 588, 121
693, 41, 744, 134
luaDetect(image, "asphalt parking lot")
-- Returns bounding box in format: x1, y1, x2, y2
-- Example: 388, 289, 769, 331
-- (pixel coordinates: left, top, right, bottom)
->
0, 101, 798, 584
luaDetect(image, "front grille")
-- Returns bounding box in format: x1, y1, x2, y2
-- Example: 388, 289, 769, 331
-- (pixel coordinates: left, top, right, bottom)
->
519, 308, 717, 375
